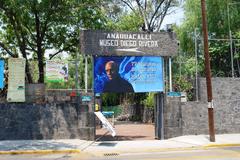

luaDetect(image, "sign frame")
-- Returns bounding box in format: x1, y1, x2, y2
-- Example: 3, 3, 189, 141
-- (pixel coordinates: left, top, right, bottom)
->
80, 30, 178, 57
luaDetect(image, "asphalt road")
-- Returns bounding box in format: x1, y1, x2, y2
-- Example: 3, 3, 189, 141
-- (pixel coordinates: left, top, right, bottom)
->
0, 146, 239, 160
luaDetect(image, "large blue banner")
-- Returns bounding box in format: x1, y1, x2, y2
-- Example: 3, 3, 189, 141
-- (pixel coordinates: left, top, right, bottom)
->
0, 60, 4, 89
94, 56, 164, 93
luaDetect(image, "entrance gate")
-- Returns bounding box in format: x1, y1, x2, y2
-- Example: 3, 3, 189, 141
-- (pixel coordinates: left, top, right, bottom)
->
80, 30, 178, 140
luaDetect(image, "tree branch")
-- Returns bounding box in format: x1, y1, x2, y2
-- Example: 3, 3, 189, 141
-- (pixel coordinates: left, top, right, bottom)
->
49, 48, 66, 60
121, 0, 135, 11
149, 0, 165, 27
144, 0, 147, 10
157, 0, 172, 32
40, 1, 56, 42
0, 42, 16, 57
135, 0, 149, 31
24, 25, 37, 42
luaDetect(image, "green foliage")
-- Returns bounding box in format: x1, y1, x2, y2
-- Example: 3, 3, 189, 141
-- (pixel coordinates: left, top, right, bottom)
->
176, 0, 240, 78
173, 75, 193, 100
173, 55, 204, 78
101, 93, 121, 106
175, 0, 201, 55
129, 115, 142, 122
172, 55, 201, 100
106, 12, 143, 32
46, 80, 75, 89
208, 41, 232, 77
142, 93, 155, 109
0, 0, 107, 82
176, 0, 239, 54
173, 76, 192, 92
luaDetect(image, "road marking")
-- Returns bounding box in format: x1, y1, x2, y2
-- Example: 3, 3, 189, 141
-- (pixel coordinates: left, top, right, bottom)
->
118, 149, 240, 160
0, 149, 81, 155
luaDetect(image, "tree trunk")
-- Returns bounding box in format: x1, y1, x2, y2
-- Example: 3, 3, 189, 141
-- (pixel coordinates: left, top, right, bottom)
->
35, 10, 44, 83
37, 58, 44, 83
25, 60, 33, 83
20, 43, 33, 83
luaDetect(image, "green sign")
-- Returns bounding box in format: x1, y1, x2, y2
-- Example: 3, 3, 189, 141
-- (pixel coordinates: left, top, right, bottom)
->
81, 96, 92, 102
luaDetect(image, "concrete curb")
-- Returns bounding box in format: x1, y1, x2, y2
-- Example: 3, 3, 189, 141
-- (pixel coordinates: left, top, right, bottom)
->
0, 143, 240, 155
86, 146, 204, 157
204, 143, 240, 148
87, 143, 240, 157
0, 149, 81, 155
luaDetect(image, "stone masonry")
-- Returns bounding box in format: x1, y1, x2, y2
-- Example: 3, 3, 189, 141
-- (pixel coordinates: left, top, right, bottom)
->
165, 77, 240, 138
0, 85, 95, 141
0, 103, 95, 140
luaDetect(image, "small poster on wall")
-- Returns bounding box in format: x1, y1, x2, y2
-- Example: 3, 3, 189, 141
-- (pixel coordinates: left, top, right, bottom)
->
46, 60, 68, 82
94, 56, 164, 93
7, 58, 26, 102
0, 60, 4, 89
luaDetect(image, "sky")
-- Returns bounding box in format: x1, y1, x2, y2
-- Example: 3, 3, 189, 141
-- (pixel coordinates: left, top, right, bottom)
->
161, 6, 185, 29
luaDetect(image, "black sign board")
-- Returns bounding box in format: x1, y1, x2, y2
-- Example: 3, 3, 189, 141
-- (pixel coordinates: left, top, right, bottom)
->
80, 30, 178, 56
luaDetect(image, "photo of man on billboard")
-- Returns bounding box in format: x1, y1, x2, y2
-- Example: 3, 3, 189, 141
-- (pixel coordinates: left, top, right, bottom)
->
94, 56, 164, 94
104, 60, 134, 93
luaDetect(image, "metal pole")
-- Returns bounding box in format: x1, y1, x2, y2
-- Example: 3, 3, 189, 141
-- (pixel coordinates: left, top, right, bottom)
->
228, 3, 235, 78
163, 58, 166, 93
160, 93, 164, 140
200, 0, 215, 142
195, 28, 199, 102
230, 30, 234, 77
169, 57, 172, 92
75, 59, 80, 104
75, 61, 79, 89
85, 55, 88, 93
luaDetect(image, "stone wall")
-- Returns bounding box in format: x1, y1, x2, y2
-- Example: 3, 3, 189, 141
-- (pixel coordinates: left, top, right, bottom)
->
46, 89, 94, 112
0, 85, 95, 141
182, 78, 240, 134
164, 96, 183, 139
165, 77, 240, 138
0, 103, 95, 140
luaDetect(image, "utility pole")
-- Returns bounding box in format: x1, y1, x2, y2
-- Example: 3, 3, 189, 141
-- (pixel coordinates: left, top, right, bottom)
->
200, 0, 215, 142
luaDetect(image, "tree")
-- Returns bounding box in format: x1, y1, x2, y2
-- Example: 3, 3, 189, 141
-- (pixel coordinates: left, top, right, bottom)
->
0, 0, 106, 83
176, 0, 240, 77
106, 11, 144, 32
120, 0, 181, 32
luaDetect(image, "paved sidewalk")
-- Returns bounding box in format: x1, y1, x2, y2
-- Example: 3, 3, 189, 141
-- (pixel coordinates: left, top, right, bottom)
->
0, 134, 240, 155
85, 134, 240, 154
0, 139, 92, 154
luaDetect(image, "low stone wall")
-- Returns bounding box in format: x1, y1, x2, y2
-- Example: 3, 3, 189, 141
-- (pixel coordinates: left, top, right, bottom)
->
181, 100, 240, 135
0, 103, 95, 140
0, 83, 95, 141
165, 77, 240, 138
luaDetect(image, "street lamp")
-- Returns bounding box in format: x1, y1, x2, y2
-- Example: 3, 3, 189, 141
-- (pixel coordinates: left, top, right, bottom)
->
227, 2, 240, 78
